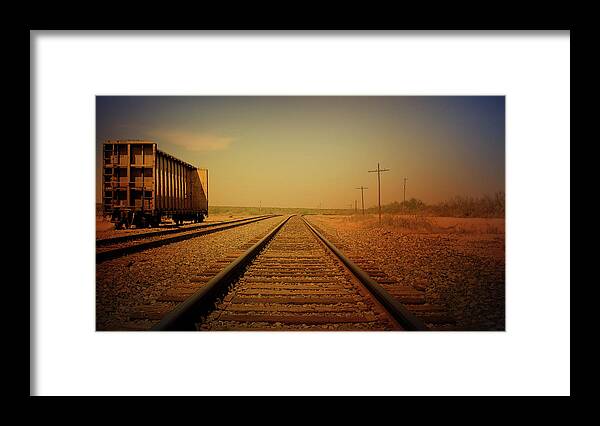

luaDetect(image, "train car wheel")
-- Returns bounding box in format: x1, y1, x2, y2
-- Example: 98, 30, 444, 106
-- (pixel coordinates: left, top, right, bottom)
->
126, 212, 134, 229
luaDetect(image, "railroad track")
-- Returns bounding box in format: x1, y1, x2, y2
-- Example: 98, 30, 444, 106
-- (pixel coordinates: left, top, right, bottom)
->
97, 215, 276, 247
96, 214, 279, 263
303, 216, 456, 329
150, 215, 427, 331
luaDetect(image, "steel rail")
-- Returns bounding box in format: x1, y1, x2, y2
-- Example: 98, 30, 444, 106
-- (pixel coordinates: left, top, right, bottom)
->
96, 214, 280, 264
152, 214, 425, 331
97, 215, 276, 247
151, 215, 293, 330
301, 216, 427, 331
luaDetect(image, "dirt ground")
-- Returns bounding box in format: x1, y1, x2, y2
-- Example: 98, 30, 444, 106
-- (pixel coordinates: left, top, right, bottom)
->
306, 214, 505, 331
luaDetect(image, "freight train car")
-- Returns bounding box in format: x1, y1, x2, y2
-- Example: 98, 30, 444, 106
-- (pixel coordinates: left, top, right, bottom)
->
102, 140, 208, 229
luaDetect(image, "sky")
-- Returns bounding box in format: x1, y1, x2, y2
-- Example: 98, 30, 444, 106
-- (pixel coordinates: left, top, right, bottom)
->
96, 96, 505, 209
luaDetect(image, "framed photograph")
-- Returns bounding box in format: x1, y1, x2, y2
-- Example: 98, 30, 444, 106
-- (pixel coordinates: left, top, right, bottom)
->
31, 30, 570, 396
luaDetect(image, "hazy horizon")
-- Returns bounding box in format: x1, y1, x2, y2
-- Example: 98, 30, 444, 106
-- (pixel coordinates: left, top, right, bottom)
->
96, 96, 505, 209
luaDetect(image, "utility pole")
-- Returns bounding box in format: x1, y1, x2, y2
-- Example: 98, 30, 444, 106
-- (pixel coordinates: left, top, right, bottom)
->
368, 163, 390, 223
403, 177, 407, 211
355, 186, 368, 215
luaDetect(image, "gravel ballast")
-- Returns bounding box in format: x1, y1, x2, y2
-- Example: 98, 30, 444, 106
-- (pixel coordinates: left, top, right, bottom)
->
96, 216, 284, 330
305, 215, 505, 331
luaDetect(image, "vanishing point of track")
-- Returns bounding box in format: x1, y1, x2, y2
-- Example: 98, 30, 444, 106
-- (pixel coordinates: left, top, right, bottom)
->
152, 215, 426, 331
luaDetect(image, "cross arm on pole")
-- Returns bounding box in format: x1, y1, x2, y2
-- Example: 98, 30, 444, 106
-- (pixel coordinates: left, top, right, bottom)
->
368, 163, 390, 223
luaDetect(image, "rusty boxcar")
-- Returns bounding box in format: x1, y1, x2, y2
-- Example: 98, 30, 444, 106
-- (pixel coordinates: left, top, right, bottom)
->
102, 140, 208, 229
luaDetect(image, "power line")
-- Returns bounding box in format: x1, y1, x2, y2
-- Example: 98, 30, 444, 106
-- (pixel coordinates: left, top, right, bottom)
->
368, 163, 390, 223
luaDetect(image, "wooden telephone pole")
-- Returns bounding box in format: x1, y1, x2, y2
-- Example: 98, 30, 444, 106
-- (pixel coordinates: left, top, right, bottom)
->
368, 163, 390, 223
403, 177, 407, 211
355, 186, 368, 215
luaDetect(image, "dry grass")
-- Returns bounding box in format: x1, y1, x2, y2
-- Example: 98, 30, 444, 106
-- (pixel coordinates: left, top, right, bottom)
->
337, 213, 504, 235
353, 214, 435, 233
365, 192, 505, 219
429, 216, 505, 234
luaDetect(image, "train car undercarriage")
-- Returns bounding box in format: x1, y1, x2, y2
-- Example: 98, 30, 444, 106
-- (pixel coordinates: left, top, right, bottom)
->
110, 209, 206, 229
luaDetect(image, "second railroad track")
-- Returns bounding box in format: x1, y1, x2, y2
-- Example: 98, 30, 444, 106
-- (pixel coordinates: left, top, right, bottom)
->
96, 214, 279, 263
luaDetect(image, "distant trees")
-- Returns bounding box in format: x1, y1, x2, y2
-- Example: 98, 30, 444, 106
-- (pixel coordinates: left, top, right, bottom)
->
431, 192, 505, 218
403, 198, 427, 212
375, 199, 426, 214
367, 192, 505, 218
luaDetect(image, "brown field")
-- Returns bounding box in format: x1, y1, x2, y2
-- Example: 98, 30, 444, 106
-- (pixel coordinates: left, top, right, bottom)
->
306, 214, 505, 330
333, 214, 505, 235
96, 211, 504, 330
